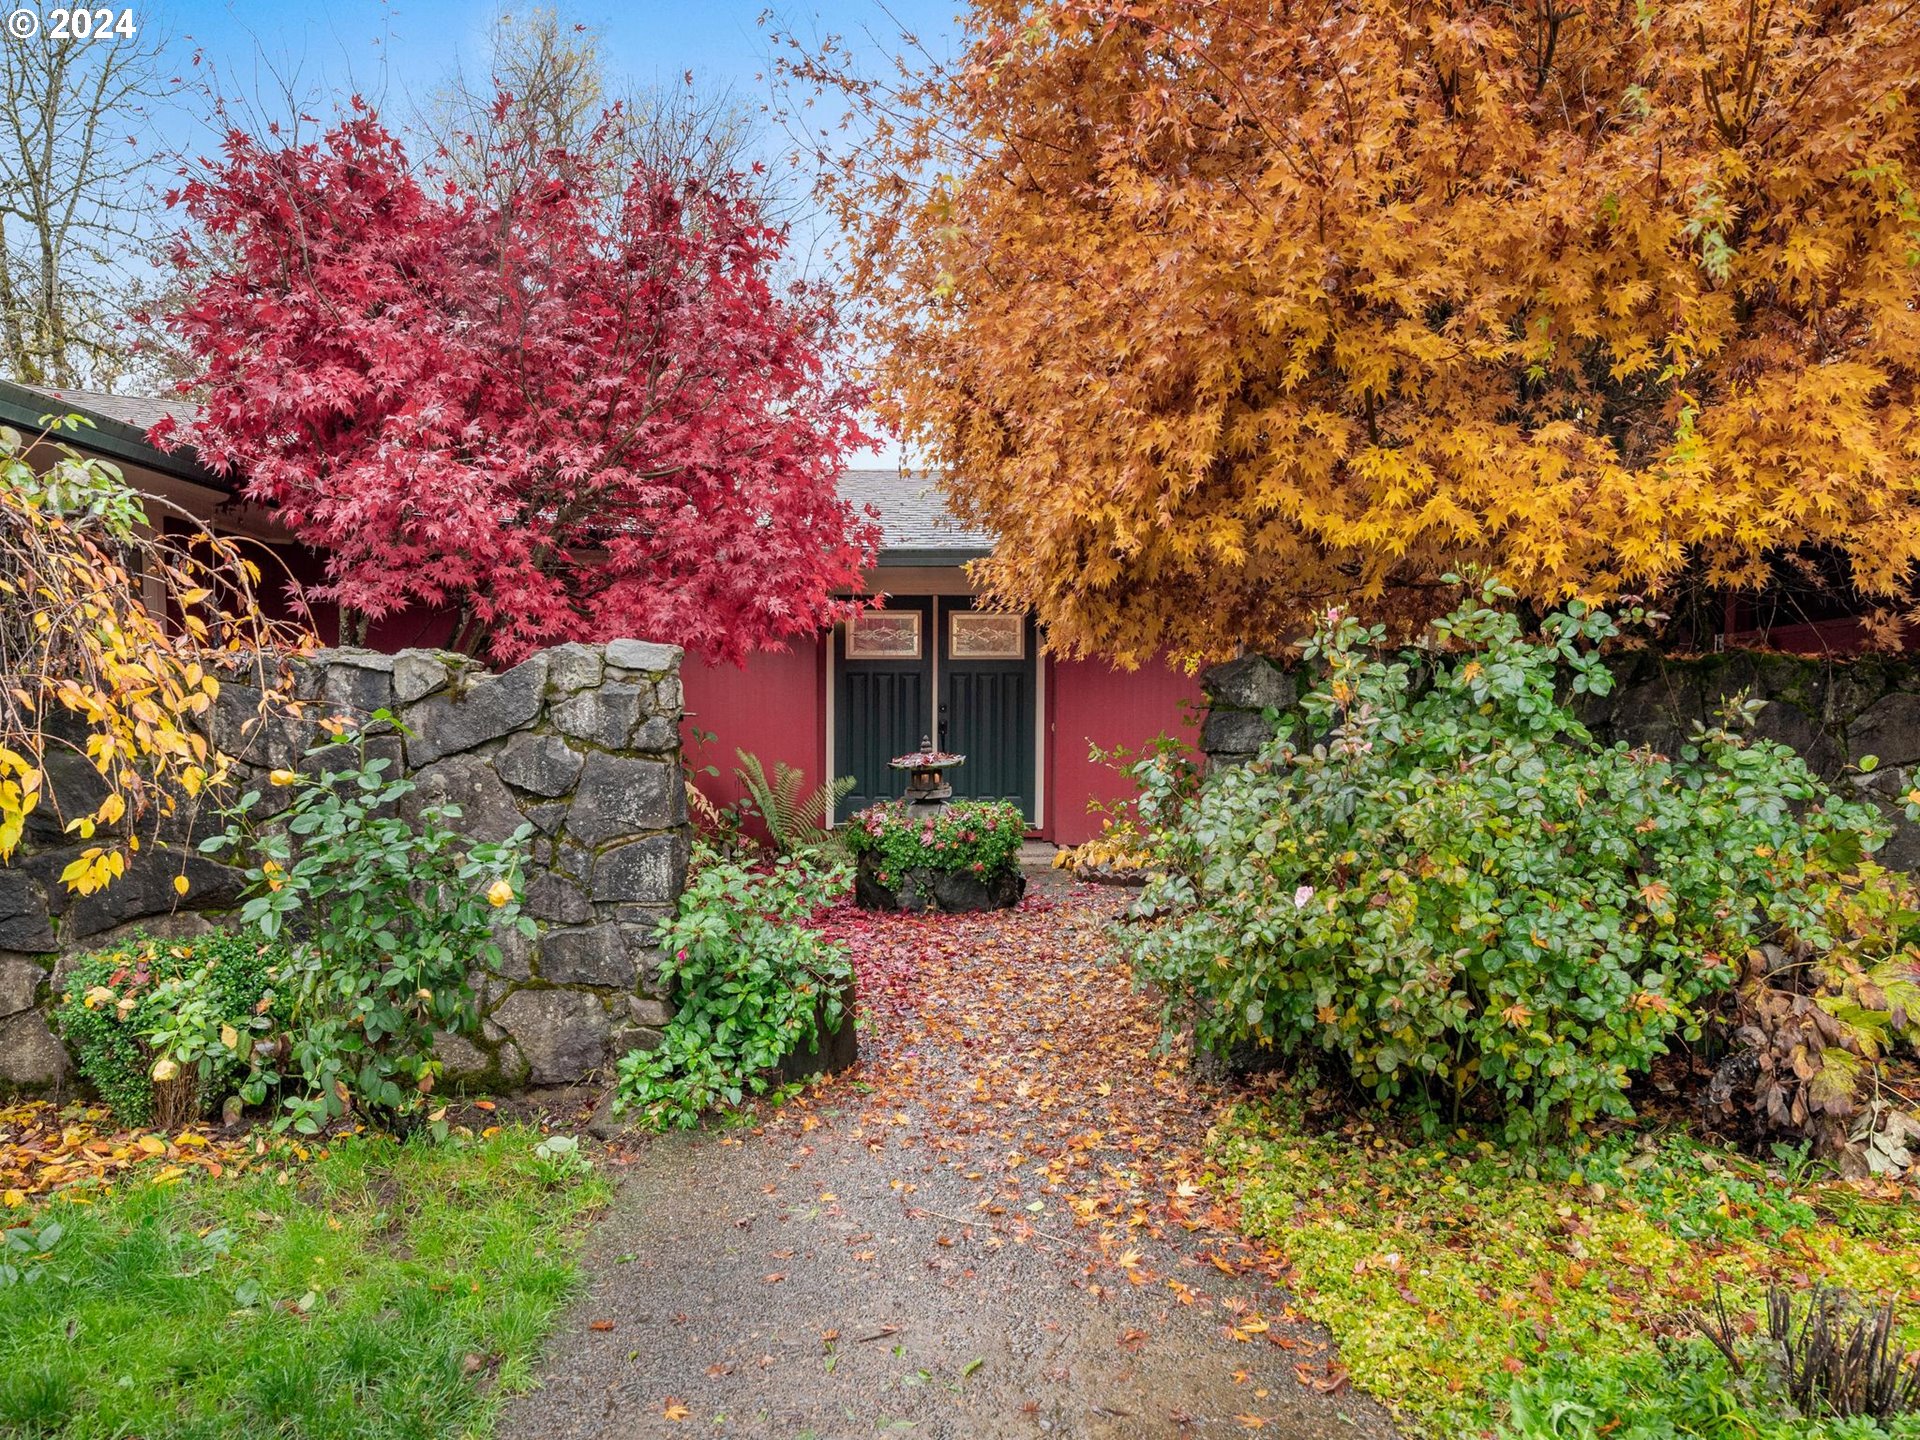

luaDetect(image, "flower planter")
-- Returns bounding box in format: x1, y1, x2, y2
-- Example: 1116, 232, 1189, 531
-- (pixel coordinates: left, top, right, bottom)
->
853, 851, 1026, 914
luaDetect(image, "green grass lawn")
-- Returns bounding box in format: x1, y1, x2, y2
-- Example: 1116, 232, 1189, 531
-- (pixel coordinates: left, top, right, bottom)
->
0, 1126, 610, 1440
1214, 1094, 1920, 1439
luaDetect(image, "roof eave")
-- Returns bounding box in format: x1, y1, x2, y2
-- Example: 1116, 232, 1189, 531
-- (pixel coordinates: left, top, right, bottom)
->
875, 545, 992, 568
0, 379, 228, 490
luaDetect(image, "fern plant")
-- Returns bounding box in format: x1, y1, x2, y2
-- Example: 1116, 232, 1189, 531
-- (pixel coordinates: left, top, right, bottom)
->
734, 750, 855, 855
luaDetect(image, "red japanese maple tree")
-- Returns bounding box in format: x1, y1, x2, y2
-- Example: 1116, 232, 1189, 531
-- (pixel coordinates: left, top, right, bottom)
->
160, 99, 877, 664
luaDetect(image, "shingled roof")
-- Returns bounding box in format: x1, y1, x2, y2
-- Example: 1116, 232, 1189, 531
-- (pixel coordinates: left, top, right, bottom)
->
838, 468, 993, 562
0, 378, 214, 484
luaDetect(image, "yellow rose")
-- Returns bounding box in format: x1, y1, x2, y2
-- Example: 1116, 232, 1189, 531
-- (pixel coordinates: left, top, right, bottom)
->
151, 1057, 180, 1083
487, 878, 515, 908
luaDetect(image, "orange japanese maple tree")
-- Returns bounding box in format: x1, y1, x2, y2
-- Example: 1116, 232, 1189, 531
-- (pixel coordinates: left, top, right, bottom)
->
792, 0, 1920, 663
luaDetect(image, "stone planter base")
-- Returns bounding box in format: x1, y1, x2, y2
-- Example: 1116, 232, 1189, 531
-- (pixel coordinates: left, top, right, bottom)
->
854, 853, 1026, 913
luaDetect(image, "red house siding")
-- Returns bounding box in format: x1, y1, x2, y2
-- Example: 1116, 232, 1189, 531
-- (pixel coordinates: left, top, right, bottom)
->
1046, 655, 1203, 846
680, 640, 827, 815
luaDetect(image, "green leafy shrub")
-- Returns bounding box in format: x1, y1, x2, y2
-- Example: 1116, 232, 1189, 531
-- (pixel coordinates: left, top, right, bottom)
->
613, 845, 853, 1129
55, 931, 288, 1127
201, 718, 533, 1136
1121, 580, 1906, 1140
844, 798, 1025, 884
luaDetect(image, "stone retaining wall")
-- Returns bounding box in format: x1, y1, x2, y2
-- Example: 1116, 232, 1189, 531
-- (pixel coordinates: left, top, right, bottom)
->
0, 640, 691, 1094
1201, 647, 1920, 872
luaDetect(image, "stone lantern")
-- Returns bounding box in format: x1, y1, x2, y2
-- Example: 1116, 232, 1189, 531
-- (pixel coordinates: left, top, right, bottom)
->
891, 736, 964, 815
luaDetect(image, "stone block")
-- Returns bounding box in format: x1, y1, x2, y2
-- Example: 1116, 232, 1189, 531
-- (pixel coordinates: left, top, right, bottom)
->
492, 988, 610, 1084
403, 653, 549, 766
1850, 693, 1920, 769
1201, 655, 1298, 711
607, 1023, 666, 1058
490, 917, 535, 981
496, 733, 585, 797
497, 1041, 529, 1087
567, 754, 679, 844
404, 754, 527, 844
24, 751, 113, 843
538, 924, 636, 987
433, 1028, 492, 1082
0, 956, 47, 1018
61, 851, 247, 943
393, 651, 454, 704
628, 996, 673, 1026
318, 653, 395, 717
1201, 709, 1276, 756
550, 684, 648, 750
545, 643, 606, 694
630, 716, 678, 754
0, 1010, 69, 1088
604, 639, 683, 674
1750, 700, 1837, 775
525, 874, 592, 925
205, 684, 307, 773
0, 869, 56, 952
591, 833, 687, 904
526, 802, 568, 835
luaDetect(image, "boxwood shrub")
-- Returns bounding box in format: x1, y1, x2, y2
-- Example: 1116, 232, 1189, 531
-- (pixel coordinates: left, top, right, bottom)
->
55, 931, 288, 1126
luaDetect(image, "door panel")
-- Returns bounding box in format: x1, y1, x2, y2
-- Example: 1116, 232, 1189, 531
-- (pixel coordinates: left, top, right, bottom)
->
938, 600, 1037, 820
834, 596, 932, 817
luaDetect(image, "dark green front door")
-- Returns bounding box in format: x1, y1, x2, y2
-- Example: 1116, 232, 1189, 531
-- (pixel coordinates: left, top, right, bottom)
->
835, 596, 932, 816
938, 598, 1037, 819
835, 596, 1037, 826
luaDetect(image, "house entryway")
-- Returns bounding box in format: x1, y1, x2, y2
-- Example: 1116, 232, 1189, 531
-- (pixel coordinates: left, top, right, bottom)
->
832, 595, 1039, 823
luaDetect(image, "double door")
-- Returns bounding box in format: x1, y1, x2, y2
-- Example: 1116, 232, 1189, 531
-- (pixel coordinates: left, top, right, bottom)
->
834, 596, 1036, 822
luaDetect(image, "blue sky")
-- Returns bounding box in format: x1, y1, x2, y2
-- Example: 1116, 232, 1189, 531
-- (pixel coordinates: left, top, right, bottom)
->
152, 1, 960, 131
133, 0, 962, 456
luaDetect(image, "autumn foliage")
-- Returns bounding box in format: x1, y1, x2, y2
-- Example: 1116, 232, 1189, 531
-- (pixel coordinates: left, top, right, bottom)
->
164, 100, 878, 665
0, 425, 300, 892
797, 0, 1920, 663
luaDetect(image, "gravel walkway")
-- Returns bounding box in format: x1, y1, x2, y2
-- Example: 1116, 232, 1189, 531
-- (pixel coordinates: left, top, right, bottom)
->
497, 878, 1398, 1440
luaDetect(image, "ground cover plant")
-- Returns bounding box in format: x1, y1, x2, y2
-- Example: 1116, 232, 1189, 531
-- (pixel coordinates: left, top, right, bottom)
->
612, 844, 854, 1129
1213, 1090, 1920, 1438
1119, 582, 1920, 1145
0, 1123, 608, 1440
